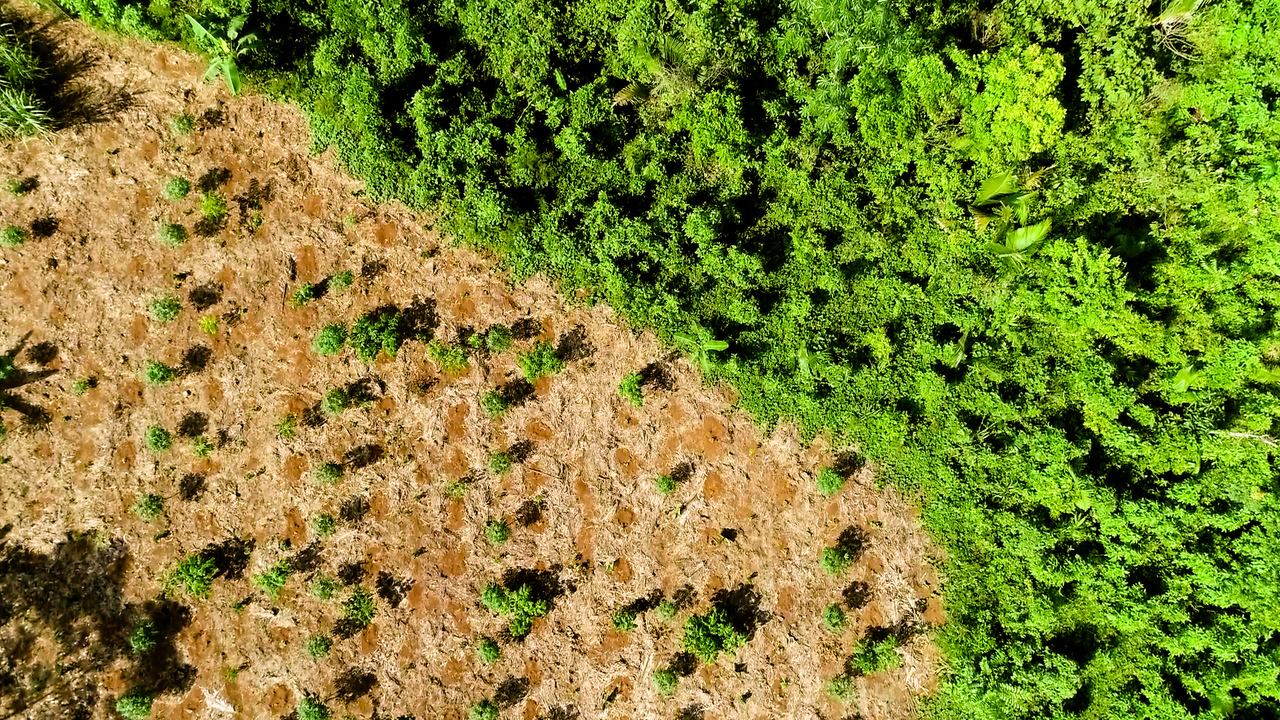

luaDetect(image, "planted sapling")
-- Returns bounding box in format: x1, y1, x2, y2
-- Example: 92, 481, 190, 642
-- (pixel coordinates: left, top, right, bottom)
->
480, 390, 509, 418
476, 636, 501, 664
485, 325, 513, 352
144, 361, 177, 385
816, 467, 846, 497
320, 387, 349, 416
427, 340, 467, 372
133, 493, 164, 521
116, 690, 155, 720
652, 667, 679, 696
516, 341, 564, 381
488, 451, 513, 475
290, 282, 317, 307
314, 462, 343, 485
163, 177, 190, 200
157, 223, 187, 248
306, 634, 332, 659
485, 519, 511, 546
312, 324, 346, 356
618, 372, 643, 407
144, 426, 172, 452
169, 552, 216, 598
0, 224, 27, 248
328, 269, 354, 293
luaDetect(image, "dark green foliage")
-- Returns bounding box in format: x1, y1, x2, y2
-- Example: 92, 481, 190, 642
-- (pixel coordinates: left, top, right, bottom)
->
815, 468, 844, 497
169, 552, 215, 598
311, 513, 336, 539
480, 582, 547, 640
476, 636, 500, 664
820, 546, 854, 576
128, 621, 158, 654
306, 634, 332, 659
822, 604, 846, 634
116, 689, 154, 720
427, 340, 467, 372
290, 282, 318, 307
342, 587, 376, 628
186, 14, 261, 96
0, 355, 13, 380
488, 451, 512, 475
319, 387, 349, 416
252, 559, 293, 600
156, 223, 186, 248
350, 309, 404, 362
296, 695, 331, 720
162, 176, 190, 200
479, 389, 510, 418
652, 667, 678, 696
516, 342, 564, 381
328, 269, 354, 293
850, 634, 901, 675
618, 372, 643, 407
485, 325, 512, 352
312, 324, 346, 356
484, 519, 510, 546
144, 360, 177, 385
469, 700, 499, 720
0, 224, 26, 248
682, 607, 745, 663
314, 462, 343, 485
611, 608, 637, 632
143, 426, 171, 452
132, 493, 163, 521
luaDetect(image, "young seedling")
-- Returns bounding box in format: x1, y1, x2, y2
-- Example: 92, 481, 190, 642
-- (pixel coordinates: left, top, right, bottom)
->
826, 675, 856, 701
312, 324, 346, 356
485, 519, 511, 546
469, 700, 499, 720
144, 426, 172, 452
128, 621, 159, 654
516, 341, 564, 381
654, 474, 676, 496
480, 582, 547, 640
476, 636, 501, 665
144, 361, 177, 385
351, 309, 404, 362
651, 667, 679, 696
444, 479, 470, 500
251, 559, 293, 600
822, 604, 847, 634
201, 192, 227, 221
310, 513, 336, 539
850, 634, 902, 674
674, 324, 729, 376
816, 467, 845, 497
157, 223, 188, 247
328, 269, 354, 293
310, 575, 339, 600
133, 493, 164, 521
320, 387, 349, 416
290, 282, 317, 308
116, 690, 155, 720
276, 414, 298, 439
342, 587, 376, 629
306, 634, 332, 659
612, 608, 638, 632
198, 315, 219, 335
618, 372, 643, 407
314, 462, 343, 485
427, 340, 468, 373
171, 112, 194, 135
821, 546, 856, 576
169, 552, 216, 598
681, 606, 746, 663
72, 376, 95, 395
488, 451, 513, 475
654, 599, 678, 623
6, 176, 36, 194
485, 325, 513, 352
480, 390, 510, 418
296, 695, 332, 720
163, 177, 190, 200
0, 224, 27, 248
191, 435, 214, 457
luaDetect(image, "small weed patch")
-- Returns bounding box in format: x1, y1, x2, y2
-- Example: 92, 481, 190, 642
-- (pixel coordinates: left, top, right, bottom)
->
144, 426, 172, 452
826, 675, 856, 702
516, 341, 564, 381
312, 323, 346, 356
171, 112, 194, 135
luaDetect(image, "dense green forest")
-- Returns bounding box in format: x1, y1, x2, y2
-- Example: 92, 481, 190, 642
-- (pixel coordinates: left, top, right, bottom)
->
53, 0, 1279, 716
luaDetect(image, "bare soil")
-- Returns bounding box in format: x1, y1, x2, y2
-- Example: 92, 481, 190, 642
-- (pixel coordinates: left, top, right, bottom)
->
0, 14, 946, 720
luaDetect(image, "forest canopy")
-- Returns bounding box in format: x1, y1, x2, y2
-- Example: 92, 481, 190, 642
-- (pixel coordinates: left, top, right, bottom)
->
56, 0, 1280, 717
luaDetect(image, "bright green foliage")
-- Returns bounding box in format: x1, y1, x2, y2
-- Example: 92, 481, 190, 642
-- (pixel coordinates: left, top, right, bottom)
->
469, 700, 499, 720
310, 513, 336, 539
822, 604, 846, 634
6, 176, 35, 194
144, 426, 171, 452
145, 298, 181, 328
618, 372, 643, 407
444, 480, 470, 500
0, 25, 50, 138
0, 225, 26, 248
825, 675, 856, 702
815, 468, 845, 497
156, 223, 187, 248
480, 582, 547, 640
128, 621, 158, 654
328, 269, 354, 292
342, 587, 376, 628
143, 361, 177, 385
427, 340, 467, 372
654, 600, 678, 623
681, 607, 745, 663
319, 387, 349, 416
186, 14, 262, 96
169, 553, 216, 598
162, 176, 190, 200
485, 325, 512, 352
516, 342, 564, 381
820, 546, 854, 576
653, 474, 675, 496
312, 324, 347, 356
116, 689, 154, 720
198, 315, 218, 335
290, 282, 318, 307
276, 414, 298, 439
350, 309, 404, 362
612, 608, 637, 632
306, 634, 332, 659
484, 519, 510, 546
310, 575, 339, 600
850, 634, 901, 675
200, 192, 227, 221
72, 377, 92, 395
476, 636, 500, 664
480, 390, 509, 418
191, 435, 213, 457
252, 559, 293, 600
133, 493, 163, 521
170, 112, 193, 135
296, 695, 331, 720
314, 462, 343, 485
651, 667, 678, 696
488, 451, 512, 475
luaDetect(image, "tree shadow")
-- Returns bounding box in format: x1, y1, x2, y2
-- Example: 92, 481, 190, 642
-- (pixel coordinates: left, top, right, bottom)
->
334, 667, 377, 702
176, 411, 208, 438
201, 537, 253, 581
709, 583, 770, 643
497, 378, 535, 408
339, 496, 369, 525
514, 499, 543, 527
403, 295, 439, 342
181, 345, 213, 374
187, 282, 222, 311
843, 580, 871, 609
24, 340, 57, 366
196, 167, 231, 193
178, 473, 206, 502
511, 317, 542, 340
29, 216, 58, 238
494, 676, 530, 708
337, 561, 367, 587
374, 570, 412, 608
499, 565, 567, 609
555, 325, 593, 362
343, 444, 383, 470
639, 356, 677, 392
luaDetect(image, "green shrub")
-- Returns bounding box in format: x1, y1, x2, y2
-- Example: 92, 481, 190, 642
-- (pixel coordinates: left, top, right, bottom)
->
485, 325, 513, 352
342, 587, 376, 628
427, 340, 467, 372
469, 700, 499, 720
200, 192, 227, 221
328, 269, 354, 293
0, 355, 13, 380
681, 607, 745, 663
480, 582, 547, 640
198, 315, 218, 335
850, 634, 902, 675
133, 493, 163, 521
821, 546, 855, 576
276, 414, 298, 439
516, 341, 564, 381
485, 519, 511, 546
156, 223, 187, 247
311, 513, 336, 539
116, 689, 154, 720
252, 559, 293, 600
480, 583, 509, 614
310, 575, 339, 600
476, 636, 501, 664
191, 435, 213, 458
488, 452, 513, 475
144, 361, 177, 385
320, 388, 349, 416
170, 112, 194, 135
651, 667, 679, 696
290, 282, 317, 308
6, 176, 35, 194
72, 377, 94, 395
144, 426, 172, 452
305, 634, 332, 659
480, 390, 509, 418
822, 604, 847, 634
618, 372, 643, 407
312, 324, 346, 356
825, 675, 856, 702
612, 608, 637, 632
654, 474, 676, 496
816, 468, 845, 497
314, 462, 343, 485
350, 309, 404, 362
654, 600, 678, 623
128, 621, 159, 654
162, 176, 190, 200
444, 479, 470, 500
297, 695, 331, 720
169, 553, 216, 598
0, 224, 27, 248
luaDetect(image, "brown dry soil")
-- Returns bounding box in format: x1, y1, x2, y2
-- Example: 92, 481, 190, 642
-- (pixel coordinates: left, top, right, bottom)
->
0, 16, 946, 720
